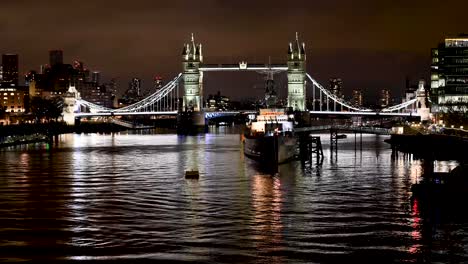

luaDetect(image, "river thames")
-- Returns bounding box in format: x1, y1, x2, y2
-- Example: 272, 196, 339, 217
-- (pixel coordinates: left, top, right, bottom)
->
0, 127, 466, 263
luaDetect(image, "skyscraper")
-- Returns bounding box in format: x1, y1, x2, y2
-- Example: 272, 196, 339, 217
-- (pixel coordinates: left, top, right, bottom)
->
328, 77, 343, 97
1, 54, 19, 86
352, 89, 363, 106
380, 89, 390, 108
130, 78, 142, 97
92, 71, 100, 84
154, 76, 163, 90
49, 50, 63, 66
431, 34, 468, 111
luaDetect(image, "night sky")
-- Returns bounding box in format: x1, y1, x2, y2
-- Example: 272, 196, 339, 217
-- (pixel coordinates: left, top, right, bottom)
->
2, 0, 468, 103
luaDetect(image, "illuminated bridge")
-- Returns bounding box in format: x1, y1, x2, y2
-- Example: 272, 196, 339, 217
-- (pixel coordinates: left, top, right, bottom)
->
64, 33, 429, 125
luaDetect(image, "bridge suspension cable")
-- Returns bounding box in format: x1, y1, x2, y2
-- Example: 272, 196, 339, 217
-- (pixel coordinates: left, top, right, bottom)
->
381, 98, 417, 112
306, 73, 372, 112
77, 73, 182, 113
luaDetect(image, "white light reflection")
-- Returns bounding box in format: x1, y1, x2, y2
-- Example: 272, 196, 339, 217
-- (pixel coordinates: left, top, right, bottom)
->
251, 174, 284, 263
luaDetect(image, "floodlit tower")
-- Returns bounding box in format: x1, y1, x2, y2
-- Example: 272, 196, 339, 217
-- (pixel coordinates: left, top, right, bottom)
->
416, 80, 430, 121
287, 32, 307, 111
182, 33, 203, 112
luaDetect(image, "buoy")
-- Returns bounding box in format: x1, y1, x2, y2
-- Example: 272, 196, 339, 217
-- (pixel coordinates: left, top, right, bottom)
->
185, 170, 200, 179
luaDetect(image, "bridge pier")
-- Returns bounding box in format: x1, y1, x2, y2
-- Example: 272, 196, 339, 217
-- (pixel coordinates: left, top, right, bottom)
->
177, 111, 207, 134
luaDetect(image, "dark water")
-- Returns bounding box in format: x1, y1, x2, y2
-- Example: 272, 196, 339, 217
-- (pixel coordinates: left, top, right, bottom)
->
0, 127, 466, 263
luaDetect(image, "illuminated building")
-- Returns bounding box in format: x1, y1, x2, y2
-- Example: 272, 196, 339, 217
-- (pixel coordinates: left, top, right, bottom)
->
0, 87, 26, 113
119, 78, 142, 105
207, 91, 230, 111
431, 34, 468, 111
92, 71, 100, 84
129, 78, 142, 97
1, 54, 19, 86
352, 89, 363, 107
78, 82, 113, 108
328, 77, 343, 97
154, 76, 163, 90
380, 89, 390, 108
287, 33, 306, 111
49, 50, 63, 66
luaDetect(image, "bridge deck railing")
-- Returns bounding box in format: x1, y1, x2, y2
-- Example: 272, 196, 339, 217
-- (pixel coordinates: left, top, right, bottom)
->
294, 125, 391, 135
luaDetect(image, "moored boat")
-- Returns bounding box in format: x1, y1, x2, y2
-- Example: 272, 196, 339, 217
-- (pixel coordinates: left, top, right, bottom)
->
243, 109, 297, 164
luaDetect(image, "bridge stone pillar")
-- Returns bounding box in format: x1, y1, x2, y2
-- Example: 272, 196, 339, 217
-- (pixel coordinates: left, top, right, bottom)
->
287, 33, 307, 111
182, 34, 203, 112
416, 80, 431, 122
62, 85, 80, 125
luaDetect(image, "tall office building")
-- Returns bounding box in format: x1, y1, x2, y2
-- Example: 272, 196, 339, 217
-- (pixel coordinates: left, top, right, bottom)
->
1, 54, 19, 86
380, 89, 390, 108
92, 71, 100, 84
431, 34, 468, 111
328, 77, 343, 97
130, 78, 142, 96
49, 50, 63, 66
154, 76, 163, 90
352, 89, 363, 106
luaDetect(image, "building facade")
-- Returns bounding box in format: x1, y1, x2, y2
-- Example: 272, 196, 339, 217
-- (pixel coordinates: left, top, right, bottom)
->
352, 89, 363, 107
1, 54, 19, 86
328, 77, 343, 97
49, 50, 63, 66
431, 35, 468, 111
0, 86, 27, 113
380, 89, 390, 108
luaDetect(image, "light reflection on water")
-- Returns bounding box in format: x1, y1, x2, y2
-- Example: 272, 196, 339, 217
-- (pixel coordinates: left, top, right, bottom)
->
0, 128, 466, 263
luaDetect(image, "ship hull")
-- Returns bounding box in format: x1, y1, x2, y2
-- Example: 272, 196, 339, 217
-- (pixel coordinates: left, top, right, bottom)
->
243, 134, 297, 164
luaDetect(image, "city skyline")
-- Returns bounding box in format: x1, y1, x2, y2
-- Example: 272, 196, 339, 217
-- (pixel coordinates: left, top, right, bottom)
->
1, 0, 468, 101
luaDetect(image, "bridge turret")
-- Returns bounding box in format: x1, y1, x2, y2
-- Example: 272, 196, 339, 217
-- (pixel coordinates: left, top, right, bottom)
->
416, 79, 431, 121
182, 33, 203, 112
287, 32, 307, 111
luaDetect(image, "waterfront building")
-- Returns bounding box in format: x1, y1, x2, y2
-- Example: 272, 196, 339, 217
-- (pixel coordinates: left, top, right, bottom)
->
431, 34, 468, 111
380, 89, 390, 108
0, 85, 28, 113
1, 54, 19, 86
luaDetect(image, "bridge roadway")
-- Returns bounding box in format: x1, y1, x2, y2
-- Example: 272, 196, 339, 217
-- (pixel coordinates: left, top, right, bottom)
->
76, 110, 417, 119
75, 110, 257, 119
294, 125, 391, 135
309, 111, 419, 117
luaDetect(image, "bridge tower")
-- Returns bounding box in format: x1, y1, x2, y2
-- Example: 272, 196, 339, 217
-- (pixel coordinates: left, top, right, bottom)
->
62, 84, 80, 125
178, 34, 206, 134
182, 33, 203, 112
416, 79, 431, 121
287, 33, 307, 111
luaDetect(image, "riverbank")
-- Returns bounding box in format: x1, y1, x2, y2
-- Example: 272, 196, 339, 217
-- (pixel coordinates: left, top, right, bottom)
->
0, 122, 128, 148
386, 134, 468, 161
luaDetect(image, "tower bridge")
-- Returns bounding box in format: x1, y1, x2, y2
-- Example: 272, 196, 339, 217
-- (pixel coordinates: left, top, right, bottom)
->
65, 33, 430, 129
